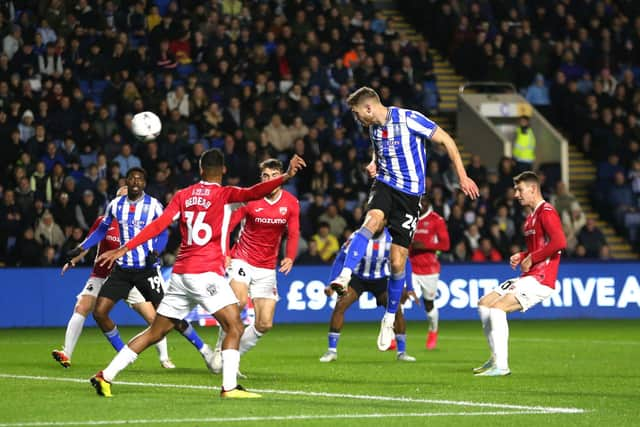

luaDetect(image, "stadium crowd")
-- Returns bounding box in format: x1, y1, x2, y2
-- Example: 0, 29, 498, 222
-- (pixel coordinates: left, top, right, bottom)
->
0, 0, 630, 267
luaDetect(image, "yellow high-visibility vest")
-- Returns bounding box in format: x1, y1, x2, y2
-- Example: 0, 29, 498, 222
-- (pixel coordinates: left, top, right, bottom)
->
513, 127, 536, 162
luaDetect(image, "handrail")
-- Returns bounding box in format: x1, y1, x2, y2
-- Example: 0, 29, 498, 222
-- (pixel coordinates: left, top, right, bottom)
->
459, 81, 517, 94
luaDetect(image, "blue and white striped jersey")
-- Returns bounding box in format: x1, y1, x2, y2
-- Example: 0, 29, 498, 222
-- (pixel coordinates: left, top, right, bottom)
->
369, 106, 437, 196
104, 193, 164, 268
331, 228, 392, 281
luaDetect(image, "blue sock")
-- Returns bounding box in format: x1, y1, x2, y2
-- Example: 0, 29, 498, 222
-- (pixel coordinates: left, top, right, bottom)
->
343, 228, 373, 271
396, 334, 407, 353
181, 323, 205, 351
104, 327, 125, 351
386, 271, 405, 314
328, 332, 340, 351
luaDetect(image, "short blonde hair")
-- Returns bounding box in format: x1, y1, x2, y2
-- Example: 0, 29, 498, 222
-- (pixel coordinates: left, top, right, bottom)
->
346, 86, 381, 107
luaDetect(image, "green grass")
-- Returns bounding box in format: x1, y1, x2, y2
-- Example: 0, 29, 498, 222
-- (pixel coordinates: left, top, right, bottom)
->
0, 320, 639, 426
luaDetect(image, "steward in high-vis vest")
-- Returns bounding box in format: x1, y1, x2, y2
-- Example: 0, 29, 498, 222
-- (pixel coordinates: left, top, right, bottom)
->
513, 116, 536, 172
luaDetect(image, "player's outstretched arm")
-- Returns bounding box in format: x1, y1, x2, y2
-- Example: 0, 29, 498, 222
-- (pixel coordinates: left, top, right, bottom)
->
61, 249, 90, 275
97, 210, 175, 269
227, 155, 307, 203
431, 127, 479, 199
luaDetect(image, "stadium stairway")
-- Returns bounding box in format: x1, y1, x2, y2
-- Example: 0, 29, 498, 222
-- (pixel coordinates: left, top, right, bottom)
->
375, 0, 637, 259
568, 145, 637, 259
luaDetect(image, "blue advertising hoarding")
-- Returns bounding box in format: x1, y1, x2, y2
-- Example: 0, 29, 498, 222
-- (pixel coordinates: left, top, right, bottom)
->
1, 262, 638, 328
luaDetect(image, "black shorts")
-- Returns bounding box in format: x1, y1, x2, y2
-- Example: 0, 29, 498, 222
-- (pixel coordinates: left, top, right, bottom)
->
367, 180, 421, 248
99, 265, 164, 306
350, 275, 388, 307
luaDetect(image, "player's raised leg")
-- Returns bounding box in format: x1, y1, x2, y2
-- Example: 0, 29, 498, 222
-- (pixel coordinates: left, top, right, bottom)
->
330, 211, 383, 296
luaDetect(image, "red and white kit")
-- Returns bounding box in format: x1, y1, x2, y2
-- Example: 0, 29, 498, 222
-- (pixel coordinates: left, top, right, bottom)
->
496, 201, 566, 311
78, 216, 145, 305
124, 177, 287, 318
409, 209, 449, 300
228, 190, 300, 300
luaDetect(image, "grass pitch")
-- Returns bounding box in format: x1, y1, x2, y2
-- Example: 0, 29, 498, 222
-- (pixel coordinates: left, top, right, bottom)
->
0, 319, 638, 426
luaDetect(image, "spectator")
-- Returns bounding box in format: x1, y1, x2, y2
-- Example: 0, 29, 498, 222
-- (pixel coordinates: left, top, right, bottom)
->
311, 222, 339, 264
34, 210, 65, 250
317, 204, 348, 238
113, 143, 141, 176
512, 116, 536, 173
471, 237, 502, 262
577, 218, 607, 258
12, 227, 42, 266
562, 202, 587, 254
75, 189, 102, 231
550, 181, 579, 218
297, 240, 324, 265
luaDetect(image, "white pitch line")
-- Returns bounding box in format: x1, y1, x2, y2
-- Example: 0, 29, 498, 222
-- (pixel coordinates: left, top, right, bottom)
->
0, 411, 573, 427
0, 373, 585, 414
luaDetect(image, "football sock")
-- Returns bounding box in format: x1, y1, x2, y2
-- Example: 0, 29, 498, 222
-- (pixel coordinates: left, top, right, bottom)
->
478, 305, 494, 355
103, 345, 138, 383
214, 326, 225, 351
386, 271, 405, 315
63, 312, 86, 358
342, 227, 373, 271
239, 325, 263, 355
489, 308, 509, 370
328, 332, 340, 352
395, 334, 407, 353
426, 306, 439, 332
221, 349, 240, 391
180, 323, 205, 351
155, 337, 169, 362
104, 326, 125, 352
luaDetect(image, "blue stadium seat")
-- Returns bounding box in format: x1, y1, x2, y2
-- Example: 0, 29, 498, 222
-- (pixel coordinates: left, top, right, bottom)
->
177, 64, 195, 78
153, 0, 171, 15
78, 80, 91, 96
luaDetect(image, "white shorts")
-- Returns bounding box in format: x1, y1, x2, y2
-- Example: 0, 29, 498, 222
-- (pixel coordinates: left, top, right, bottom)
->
229, 259, 279, 301
77, 276, 146, 306
494, 276, 555, 312
412, 273, 439, 300
157, 272, 239, 320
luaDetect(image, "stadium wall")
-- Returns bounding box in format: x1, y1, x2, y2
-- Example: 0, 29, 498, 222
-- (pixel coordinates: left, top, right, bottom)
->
1, 262, 639, 328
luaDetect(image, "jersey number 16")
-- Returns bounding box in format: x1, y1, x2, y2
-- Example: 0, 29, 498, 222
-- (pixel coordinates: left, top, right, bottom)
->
185, 211, 212, 246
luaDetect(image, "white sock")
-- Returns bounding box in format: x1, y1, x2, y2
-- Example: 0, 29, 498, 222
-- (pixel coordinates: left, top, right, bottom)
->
199, 343, 211, 356
63, 312, 86, 358
382, 311, 395, 323
489, 308, 509, 370
215, 326, 226, 351
478, 305, 494, 358
103, 345, 138, 382
426, 306, 439, 332
155, 337, 169, 361
239, 325, 263, 355
221, 349, 240, 391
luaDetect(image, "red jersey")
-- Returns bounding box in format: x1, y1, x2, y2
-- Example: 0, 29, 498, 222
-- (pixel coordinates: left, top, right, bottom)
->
521, 201, 566, 288
125, 177, 286, 276
90, 216, 120, 278
229, 190, 300, 269
409, 209, 450, 274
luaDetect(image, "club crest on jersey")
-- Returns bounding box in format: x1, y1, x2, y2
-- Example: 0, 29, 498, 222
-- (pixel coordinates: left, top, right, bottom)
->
279, 207, 288, 215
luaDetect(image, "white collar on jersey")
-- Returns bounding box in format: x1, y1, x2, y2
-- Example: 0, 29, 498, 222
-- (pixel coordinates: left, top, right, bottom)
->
532, 200, 545, 213
126, 192, 145, 204
264, 190, 283, 205
418, 207, 433, 220
199, 181, 221, 186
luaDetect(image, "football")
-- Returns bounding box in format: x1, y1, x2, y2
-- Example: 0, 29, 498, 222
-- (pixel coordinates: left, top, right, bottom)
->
131, 111, 162, 142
